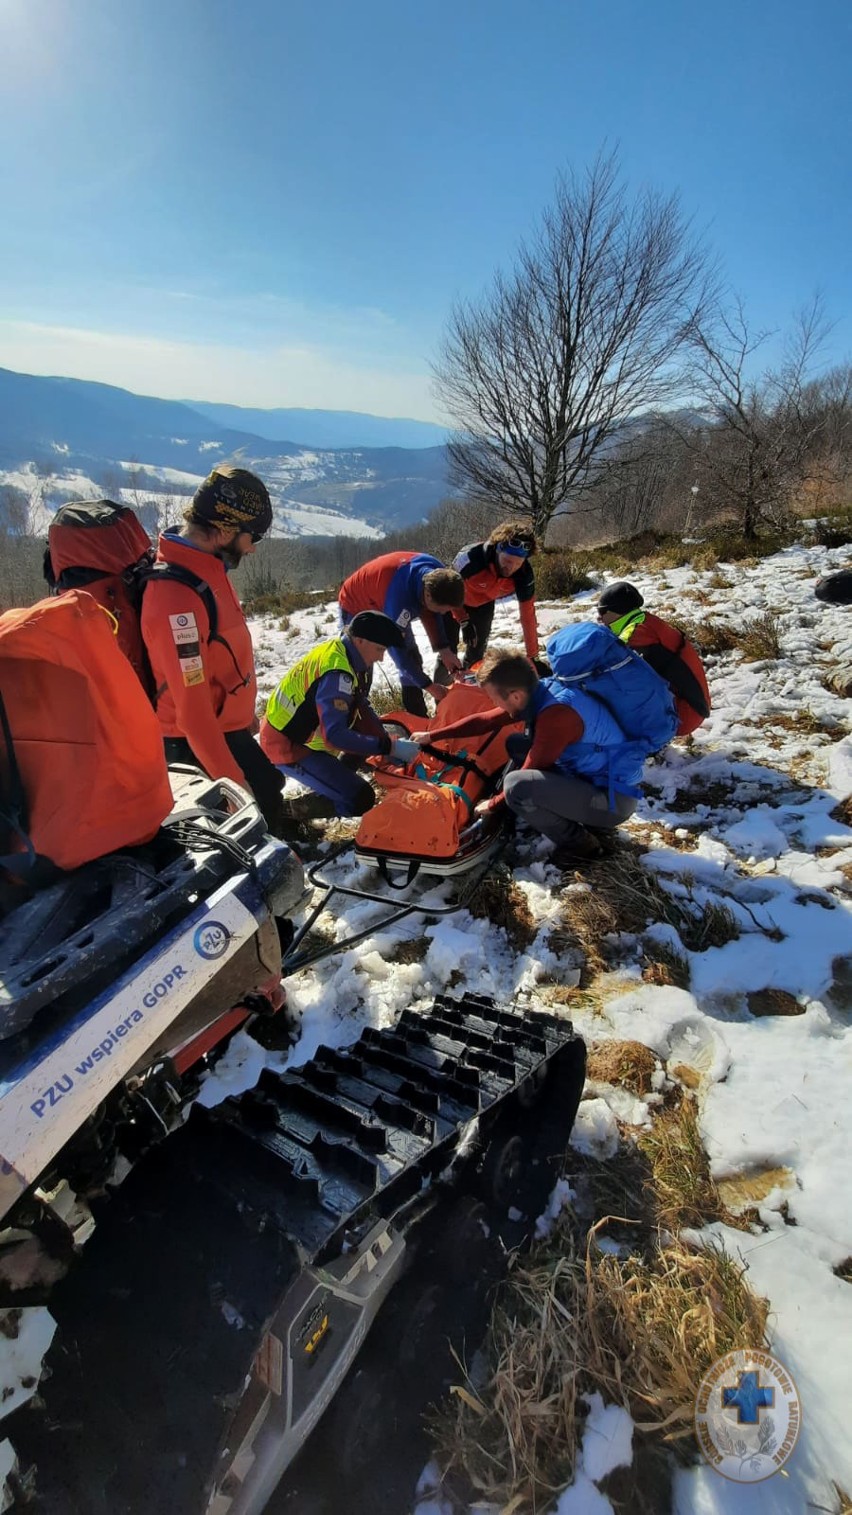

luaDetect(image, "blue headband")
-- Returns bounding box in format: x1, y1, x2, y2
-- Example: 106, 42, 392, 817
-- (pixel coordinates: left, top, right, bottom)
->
499, 542, 530, 560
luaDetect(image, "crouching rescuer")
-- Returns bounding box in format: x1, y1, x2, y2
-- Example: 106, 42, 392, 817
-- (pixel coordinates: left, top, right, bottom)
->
260, 612, 416, 817
415, 649, 643, 866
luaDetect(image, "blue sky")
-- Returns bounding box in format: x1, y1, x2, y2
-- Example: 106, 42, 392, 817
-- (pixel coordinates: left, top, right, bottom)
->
0, 0, 849, 421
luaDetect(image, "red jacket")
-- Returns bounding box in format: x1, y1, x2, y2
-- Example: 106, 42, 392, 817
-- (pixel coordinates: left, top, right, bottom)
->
451, 541, 539, 656
338, 551, 449, 652
140, 533, 257, 785
625, 612, 711, 736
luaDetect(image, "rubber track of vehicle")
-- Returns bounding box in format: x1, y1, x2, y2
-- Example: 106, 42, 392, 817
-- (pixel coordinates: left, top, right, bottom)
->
8, 994, 583, 1515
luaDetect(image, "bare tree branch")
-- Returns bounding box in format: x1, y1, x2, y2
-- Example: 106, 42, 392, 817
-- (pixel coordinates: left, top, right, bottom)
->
433, 151, 714, 537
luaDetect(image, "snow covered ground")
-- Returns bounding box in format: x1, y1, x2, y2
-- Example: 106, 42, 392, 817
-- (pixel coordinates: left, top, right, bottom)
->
247, 538, 852, 1513
1, 537, 850, 1512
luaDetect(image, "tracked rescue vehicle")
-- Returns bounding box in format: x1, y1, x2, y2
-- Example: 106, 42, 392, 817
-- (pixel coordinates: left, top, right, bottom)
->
0, 767, 584, 1515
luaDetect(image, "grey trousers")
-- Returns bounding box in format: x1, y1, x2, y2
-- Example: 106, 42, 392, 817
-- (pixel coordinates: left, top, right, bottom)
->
502, 768, 637, 846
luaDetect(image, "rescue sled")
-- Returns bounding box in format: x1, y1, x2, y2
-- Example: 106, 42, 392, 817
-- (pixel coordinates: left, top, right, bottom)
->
354, 677, 521, 882
279, 680, 521, 974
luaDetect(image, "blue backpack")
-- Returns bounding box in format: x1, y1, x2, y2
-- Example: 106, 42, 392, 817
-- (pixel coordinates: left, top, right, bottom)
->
545, 622, 677, 756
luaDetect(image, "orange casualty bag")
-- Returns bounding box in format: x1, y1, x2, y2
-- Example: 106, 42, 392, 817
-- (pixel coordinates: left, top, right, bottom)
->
0, 590, 174, 875
355, 679, 521, 868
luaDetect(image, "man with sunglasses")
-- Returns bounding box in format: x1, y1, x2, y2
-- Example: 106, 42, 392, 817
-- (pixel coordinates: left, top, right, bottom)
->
442, 521, 540, 673
140, 464, 288, 832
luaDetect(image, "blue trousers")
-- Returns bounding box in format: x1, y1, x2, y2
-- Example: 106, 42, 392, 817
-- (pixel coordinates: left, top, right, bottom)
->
275, 748, 375, 817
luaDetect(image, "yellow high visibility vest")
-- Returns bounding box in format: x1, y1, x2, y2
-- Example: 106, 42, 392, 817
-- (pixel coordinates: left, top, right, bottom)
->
610, 609, 646, 643
265, 638, 356, 752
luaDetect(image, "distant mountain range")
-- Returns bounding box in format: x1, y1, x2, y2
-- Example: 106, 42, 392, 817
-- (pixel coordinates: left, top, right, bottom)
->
183, 400, 449, 451
0, 367, 451, 538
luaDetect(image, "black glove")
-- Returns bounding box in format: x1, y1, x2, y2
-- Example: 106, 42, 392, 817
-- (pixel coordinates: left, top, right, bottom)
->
375, 730, 393, 756
461, 621, 478, 651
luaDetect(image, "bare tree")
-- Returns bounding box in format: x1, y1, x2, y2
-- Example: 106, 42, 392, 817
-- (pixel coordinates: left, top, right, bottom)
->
433, 151, 713, 538
0, 485, 31, 536
682, 295, 833, 537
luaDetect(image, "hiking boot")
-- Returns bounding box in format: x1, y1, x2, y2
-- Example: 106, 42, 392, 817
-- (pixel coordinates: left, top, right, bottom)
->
586, 825, 618, 857
281, 792, 338, 822
550, 829, 607, 869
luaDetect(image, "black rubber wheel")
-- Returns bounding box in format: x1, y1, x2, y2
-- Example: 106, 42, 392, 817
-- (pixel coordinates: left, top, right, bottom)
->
439, 1197, 495, 1284
395, 1281, 447, 1371
328, 1364, 390, 1483
516, 1062, 549, 1110
480, 1133, 526, 1210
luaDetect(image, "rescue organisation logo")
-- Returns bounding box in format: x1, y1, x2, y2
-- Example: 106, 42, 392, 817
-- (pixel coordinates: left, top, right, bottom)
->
193, 921, 231, 960
694, 1348, 801, 1482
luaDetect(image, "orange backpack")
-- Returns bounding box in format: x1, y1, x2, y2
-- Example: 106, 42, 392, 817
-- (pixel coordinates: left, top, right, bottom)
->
44, 501, 223, 698
356, 681, 521, 865
0, 591, 174, 875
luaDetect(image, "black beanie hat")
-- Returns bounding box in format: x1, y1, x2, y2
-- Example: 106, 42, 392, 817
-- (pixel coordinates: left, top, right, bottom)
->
191, 466, 273, 538
347, 611, 407, 649
598, 580, 644, 615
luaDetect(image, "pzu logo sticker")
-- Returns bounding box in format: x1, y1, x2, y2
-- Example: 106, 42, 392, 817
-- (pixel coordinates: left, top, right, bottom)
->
193, 921, 231, 960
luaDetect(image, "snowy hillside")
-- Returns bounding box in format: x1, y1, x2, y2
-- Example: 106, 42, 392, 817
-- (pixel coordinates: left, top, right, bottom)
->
0, 367, 451, 537
0, 459, 387, 540
245, 538, 852, 1513
2, 538, 850, 1512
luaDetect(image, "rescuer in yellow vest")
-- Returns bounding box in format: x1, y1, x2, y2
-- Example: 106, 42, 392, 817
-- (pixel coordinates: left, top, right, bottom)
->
259, 611, 419, 816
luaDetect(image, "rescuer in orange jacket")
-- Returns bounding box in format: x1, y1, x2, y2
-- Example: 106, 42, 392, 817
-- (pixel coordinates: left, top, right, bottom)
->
445, 521, 540, 670
596, 582, 711, 736
140, 465, 286, 831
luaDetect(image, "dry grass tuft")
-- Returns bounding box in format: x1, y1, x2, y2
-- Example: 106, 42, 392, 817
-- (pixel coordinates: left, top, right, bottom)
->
432, 1224, 768, 1513
535, 549, 596, 598
242, 585, 328, 616
746, 988, 804, 1018
465, 866, 538, 951
675, 618, 742, 657
833, 1258, 852, 1285
769, 708, 839, 737
367, 681, 408, 717
717, 1166, 794, 1213
388, 935, 429, 965
674, 610, 782, 663
738, 611, 783, 662
641, 939, 691, 989
627, 818, 697, 853
676, 900, 740, 952
559, 845, 740, 969
638, 1095, 737, 1233
586, 1040, 659, 1095
829, 796, 852, 827
825, 666, 852, 699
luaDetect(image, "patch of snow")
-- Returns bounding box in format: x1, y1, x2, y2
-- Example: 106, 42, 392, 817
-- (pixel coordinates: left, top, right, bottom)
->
570, 1099, 620, 1159
0, 1308, 56, 1417
579, 1392, 634, 1481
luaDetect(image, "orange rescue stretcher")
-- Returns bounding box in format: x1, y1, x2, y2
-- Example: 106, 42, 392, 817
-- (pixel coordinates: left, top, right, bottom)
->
354, 679, 522, 882
280, 681, 521, 974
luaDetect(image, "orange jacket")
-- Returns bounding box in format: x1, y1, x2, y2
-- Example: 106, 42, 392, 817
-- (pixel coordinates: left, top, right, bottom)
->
626, 612, 711, 736
451, 542, 539, 656
140, 534, 257, 785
